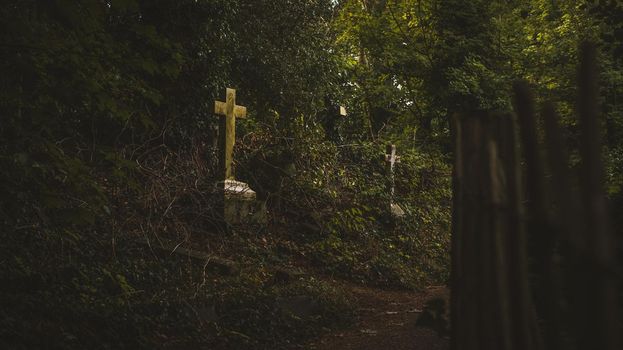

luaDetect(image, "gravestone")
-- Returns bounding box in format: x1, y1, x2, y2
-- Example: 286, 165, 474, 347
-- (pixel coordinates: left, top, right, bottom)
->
339, 106, 347, 117
322, 98, 347, 141
213, 88, 266, 226
385, 144, 405, 218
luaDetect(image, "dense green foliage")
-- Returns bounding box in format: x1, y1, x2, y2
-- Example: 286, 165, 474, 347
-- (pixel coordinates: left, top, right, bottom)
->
1, 0, 621, 348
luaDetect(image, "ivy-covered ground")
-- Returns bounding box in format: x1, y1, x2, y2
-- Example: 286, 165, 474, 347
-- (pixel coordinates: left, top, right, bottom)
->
1, 130, 451, 349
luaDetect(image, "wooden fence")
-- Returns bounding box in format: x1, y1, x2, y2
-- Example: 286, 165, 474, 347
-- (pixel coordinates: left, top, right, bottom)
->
450, 43, 620, 350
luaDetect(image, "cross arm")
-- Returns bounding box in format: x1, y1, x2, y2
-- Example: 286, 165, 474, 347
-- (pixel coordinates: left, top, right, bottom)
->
234, 105, 247, 119
384, 154, 401, 163
214, 101, 247, 119
214, 101, 226, 116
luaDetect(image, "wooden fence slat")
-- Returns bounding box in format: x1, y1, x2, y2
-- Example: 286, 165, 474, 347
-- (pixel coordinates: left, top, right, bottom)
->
577, 42, 619, 350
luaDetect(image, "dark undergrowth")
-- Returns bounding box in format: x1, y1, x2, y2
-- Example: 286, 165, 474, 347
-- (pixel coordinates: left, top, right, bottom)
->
1, 127, 451, 349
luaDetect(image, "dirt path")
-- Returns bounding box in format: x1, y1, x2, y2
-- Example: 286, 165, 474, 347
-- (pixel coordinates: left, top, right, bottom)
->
307, 284, 449, 350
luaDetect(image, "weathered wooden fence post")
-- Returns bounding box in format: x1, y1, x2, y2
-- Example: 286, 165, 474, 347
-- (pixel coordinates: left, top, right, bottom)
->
575, 42, 619, 350
451, 112, 538, 350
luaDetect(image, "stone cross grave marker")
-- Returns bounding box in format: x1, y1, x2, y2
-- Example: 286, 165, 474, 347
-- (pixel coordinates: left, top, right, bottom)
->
385, 144, 401, 198
385, 144, 405, 218
214, 88, 247, 181
213, 88, 266, 226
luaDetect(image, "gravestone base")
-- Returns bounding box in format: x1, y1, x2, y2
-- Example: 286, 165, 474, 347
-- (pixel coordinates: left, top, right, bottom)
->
217, 179, 267, 226
390, 202, 406, 219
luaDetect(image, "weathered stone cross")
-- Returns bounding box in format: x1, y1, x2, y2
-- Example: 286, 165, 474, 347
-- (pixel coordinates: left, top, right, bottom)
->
385, 143, 405, 217
385, 143, 401, 198
214, 88, 247, 180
